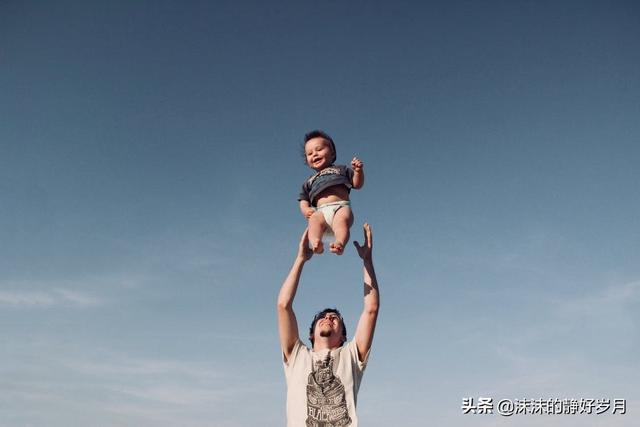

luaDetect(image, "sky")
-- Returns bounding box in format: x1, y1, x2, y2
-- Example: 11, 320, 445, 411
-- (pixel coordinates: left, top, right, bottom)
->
1, 0, 639, 426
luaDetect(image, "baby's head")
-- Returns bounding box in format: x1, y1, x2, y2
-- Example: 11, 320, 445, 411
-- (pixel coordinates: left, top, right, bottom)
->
303, 130, 337, 171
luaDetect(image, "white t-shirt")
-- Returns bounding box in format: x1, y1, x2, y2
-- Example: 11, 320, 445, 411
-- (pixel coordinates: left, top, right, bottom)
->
283, 339, 369, 426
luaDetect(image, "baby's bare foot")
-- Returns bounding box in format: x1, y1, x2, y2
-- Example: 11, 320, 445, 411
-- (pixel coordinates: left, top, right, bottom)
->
329, 241, 344, 255
312, 241, 324, 254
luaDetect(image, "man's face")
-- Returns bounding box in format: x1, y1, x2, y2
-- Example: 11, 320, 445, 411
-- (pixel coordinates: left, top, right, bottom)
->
313, 312, 344, 343
304, 137, 334, 171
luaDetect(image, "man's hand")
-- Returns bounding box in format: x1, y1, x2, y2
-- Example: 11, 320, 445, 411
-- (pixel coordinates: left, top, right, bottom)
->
303, 208, 315, 219
351, 157, 364, 172
298, 228, 313, 262
353, 223, 372, 261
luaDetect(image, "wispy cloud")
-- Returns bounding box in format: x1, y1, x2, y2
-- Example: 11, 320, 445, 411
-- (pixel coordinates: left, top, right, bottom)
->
0, 290, 55, 306
559, 281, 640, 314
65, 357, 222, 381
2, 350, 260, 425
113, 385, 224, 406
475, 280, 640, 401
0, 288, 103, 308
0, 273, 154, 308
3, 380, 63, 403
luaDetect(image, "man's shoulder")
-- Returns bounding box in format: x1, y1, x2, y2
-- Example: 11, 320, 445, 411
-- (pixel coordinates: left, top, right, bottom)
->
286, 339, 310, 363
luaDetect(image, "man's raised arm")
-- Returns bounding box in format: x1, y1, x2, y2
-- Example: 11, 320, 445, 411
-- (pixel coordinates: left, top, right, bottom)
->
277, 228, 313, 362
353, 223, 380, 362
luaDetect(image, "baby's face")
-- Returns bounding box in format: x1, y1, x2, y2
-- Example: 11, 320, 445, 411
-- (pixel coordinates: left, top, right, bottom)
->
305, 137, 334, 170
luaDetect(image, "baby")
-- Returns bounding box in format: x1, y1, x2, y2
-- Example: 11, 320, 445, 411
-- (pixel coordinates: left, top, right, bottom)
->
298, 130, 364, 255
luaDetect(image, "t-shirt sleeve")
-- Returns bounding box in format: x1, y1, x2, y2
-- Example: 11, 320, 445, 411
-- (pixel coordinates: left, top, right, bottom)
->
298, 181, 311, 202
283, 339, 304, 369
283, 339, 312, 387
345, 166, 355, 186
348, 339, 370, 372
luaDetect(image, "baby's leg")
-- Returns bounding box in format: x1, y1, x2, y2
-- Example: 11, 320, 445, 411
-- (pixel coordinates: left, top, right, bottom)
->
329, 207, 353, 255
308, 211, 327, 254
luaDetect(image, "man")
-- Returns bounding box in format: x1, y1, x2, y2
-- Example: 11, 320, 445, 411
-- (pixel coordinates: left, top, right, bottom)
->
277, 223, 380, 426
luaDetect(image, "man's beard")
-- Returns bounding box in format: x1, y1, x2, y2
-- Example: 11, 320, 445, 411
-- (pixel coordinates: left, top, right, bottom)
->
319, 329, 333, 338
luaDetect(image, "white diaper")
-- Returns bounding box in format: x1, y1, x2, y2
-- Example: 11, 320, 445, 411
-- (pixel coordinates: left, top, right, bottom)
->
315, 201, 350, 236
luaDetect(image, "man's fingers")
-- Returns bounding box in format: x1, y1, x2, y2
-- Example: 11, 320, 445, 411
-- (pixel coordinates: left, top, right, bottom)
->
359, 223, 369, 246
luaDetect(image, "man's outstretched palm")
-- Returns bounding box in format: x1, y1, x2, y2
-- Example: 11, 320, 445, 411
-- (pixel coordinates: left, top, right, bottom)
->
298, 228, 314, 261
353, 223, 372, 261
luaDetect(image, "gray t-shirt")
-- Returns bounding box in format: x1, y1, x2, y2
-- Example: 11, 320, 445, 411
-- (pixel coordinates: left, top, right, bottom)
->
283, 339, 369, 427
299, 165, 354, 206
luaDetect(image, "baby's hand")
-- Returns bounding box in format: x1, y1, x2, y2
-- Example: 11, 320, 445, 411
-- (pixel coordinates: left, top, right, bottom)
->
304, 208, 315, 219
351, 157, 364, 172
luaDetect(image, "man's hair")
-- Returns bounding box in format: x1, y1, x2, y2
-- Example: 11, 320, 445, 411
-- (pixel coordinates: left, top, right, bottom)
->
309, 307, 347, 346
302, 129, 337, 164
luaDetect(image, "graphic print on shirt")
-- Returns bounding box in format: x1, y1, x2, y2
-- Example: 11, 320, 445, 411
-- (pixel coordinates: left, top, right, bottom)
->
306, 352, 351, 426
307, 167, 342, 187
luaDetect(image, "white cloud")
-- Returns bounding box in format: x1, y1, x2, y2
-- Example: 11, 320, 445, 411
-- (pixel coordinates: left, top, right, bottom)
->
0, 288, 103, 308
0, 274, 150, 308
65, 357, 222, 380
2, 351, 237, 422
113, 385, 223, 406
0, 291, 56, 306
53, 288, 102, 306
559, 281, 640, 314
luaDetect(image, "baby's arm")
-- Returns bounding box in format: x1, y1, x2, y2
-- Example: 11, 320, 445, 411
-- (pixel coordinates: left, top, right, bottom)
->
351, 157, 365, 189
299, 200, 315, 219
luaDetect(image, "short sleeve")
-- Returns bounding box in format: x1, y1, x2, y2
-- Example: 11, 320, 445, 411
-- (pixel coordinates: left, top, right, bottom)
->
298, 181, 311, 202
345, 166, 354, 186
348, 339, 369, 372
283, 339, 304, 369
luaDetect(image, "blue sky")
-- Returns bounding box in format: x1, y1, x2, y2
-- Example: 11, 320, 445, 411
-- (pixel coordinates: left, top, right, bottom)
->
1, 1, 639, 426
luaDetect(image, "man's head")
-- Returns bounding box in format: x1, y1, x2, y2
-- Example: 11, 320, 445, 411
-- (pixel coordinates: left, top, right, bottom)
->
309, 308, 347, 347
303, 130, 337, 169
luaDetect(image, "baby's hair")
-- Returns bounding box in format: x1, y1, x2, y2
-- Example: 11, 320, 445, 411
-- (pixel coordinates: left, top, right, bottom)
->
302, 129, 337, 164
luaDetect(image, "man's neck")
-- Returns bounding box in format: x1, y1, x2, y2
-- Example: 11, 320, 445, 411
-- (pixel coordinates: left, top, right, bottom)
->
313, 339, 342, 352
